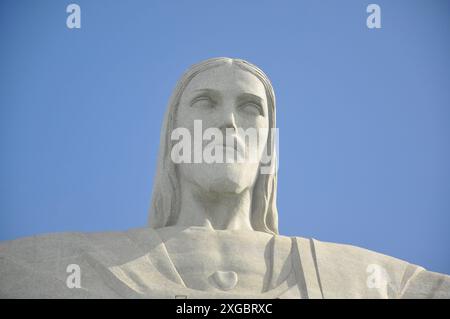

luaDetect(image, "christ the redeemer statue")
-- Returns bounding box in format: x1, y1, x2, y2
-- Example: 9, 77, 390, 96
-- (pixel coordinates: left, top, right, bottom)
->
0, 58, 449, 298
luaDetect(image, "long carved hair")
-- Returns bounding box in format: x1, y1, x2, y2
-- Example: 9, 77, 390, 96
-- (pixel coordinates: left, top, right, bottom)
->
148, 57, 279, 234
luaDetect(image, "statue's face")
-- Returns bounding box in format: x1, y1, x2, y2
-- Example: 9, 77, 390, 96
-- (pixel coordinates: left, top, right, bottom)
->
175, 64, 269, 194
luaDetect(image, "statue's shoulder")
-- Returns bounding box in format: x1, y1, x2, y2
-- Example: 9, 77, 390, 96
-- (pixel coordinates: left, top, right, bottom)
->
0, 232, 90, 264
0, 228, 158, 298
289, 236, 450, 298
308, 237, 412, 266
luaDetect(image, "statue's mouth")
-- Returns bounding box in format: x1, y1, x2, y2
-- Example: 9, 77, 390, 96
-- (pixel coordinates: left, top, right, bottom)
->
217, 138, 246, 158
219, 142, 237, 151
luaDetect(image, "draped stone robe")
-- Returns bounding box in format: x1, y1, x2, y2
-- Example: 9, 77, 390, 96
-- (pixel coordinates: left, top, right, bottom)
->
0, 226, 449, 298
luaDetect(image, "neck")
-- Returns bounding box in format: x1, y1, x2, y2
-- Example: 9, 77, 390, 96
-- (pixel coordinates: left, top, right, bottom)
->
175, 180, 254, 231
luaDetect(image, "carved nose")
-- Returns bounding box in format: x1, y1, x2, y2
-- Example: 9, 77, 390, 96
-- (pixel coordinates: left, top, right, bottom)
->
220, 112, 237, 133
209, 270, 238, 291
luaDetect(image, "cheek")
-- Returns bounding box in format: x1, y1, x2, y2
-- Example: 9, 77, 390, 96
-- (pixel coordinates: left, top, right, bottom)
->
236, 113, 268, 129
254, 118, 270, 156
175, 108, 198, 132
255, 116, 269, 130
176, 104, 216, 128
235, 118, 269, 160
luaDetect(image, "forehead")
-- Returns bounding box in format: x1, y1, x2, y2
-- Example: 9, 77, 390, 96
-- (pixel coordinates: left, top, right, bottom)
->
182, 64, 267, 99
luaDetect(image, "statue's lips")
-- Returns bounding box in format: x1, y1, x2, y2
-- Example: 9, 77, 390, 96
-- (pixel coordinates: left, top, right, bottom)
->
217, 144, 237, 151
211, 142, 245, 156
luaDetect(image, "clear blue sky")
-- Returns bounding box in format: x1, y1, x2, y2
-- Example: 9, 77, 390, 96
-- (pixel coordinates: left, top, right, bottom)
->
1, 0, 449, 274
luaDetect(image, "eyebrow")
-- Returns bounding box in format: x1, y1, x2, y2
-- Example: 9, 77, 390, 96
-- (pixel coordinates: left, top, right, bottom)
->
193, 88, 220, 95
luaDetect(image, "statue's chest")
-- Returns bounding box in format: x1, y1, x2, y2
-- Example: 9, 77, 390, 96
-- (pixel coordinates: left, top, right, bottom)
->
161, 232, 272, 292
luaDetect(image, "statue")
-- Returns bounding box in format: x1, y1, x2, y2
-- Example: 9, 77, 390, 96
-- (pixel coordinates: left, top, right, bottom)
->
0, 57, 449, 298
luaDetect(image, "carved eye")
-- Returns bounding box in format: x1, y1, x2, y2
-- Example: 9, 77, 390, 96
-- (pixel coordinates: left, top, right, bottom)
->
239, 102, 264, 116
191, 96, 214, 109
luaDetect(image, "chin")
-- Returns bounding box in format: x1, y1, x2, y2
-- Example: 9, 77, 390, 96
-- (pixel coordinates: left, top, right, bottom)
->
206, 177, 244, 194
199, 163, 256, 194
